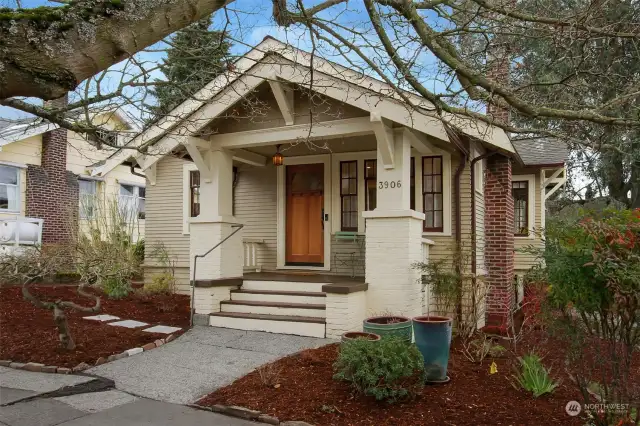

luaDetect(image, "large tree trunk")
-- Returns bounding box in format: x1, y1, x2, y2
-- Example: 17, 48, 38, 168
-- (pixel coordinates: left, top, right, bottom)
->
53, 305, 75, 350
0, 0, 232, 100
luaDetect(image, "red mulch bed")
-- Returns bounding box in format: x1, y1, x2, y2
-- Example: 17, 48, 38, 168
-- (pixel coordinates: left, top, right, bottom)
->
0, 285, 190, 368
199, 331, 635, 425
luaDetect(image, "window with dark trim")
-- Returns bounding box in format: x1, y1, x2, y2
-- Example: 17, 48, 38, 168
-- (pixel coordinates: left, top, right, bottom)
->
190, 170, 200, 217
513, 181, 529, 236
364, 159, 376, 211
422, 156, 443, 232
410, 157, 415, 210
340, 161, 358, 231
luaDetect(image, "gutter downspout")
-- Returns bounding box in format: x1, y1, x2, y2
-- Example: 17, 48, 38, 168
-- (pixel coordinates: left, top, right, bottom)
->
444, 125, 469, 325
129, 163, 146, 179
470, 151, 498, 292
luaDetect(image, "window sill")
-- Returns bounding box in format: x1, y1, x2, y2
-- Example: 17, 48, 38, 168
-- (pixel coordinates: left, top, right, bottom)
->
0, 210, 21, 214
422, 231, 451, 238
514, 234, 535, 240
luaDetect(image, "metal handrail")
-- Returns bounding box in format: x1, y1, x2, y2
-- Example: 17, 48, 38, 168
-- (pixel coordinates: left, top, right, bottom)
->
190, 223, 244, 326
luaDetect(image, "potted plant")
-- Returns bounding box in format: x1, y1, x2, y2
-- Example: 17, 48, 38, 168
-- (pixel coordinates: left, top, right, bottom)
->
363, 315, 412, 343
341, 331, 381, 343
412, 315, 453, 382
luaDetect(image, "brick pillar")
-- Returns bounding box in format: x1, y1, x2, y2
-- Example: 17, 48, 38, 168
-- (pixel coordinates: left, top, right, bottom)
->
483, 154, 515, 328
26, 94, 78, 244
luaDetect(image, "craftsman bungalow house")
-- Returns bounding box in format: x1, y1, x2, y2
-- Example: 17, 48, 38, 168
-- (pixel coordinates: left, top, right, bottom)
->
95, 37, 567, 338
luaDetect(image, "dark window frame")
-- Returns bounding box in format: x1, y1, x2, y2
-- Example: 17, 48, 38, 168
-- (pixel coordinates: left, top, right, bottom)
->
422, 156, 444, 232
340, 160, 358, 231
513, 180, 529, 236
190, 170, 200, 218
410, 157, 415, 211
364, 159, 377, 212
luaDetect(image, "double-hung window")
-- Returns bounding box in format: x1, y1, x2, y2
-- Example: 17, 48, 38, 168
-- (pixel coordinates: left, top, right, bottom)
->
513, 181, 529, 236
340, 161, 358, 231
422, 156, 444, 232
119, 184, 146, 220
78, 179, 97, 219
190, 170, 200, 217
364, 160, 376, 211
0, 165, 20, 212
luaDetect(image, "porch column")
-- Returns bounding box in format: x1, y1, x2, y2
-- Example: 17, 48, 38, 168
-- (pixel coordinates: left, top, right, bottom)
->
190, 148, 243, 283
362, 128, 425, 317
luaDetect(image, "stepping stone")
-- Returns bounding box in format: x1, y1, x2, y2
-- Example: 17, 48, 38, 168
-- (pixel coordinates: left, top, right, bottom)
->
84, 314, 120, 322
108, 320, 149, 329
142, 325, 182, 334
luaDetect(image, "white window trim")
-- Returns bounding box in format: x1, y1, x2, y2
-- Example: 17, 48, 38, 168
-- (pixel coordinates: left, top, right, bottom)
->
472, 144, 486, 195
0, 163, 21, 214
118, 182, 146, 221
78, 178, 98, 220
513, 174, 536, 239
277, 154, 332, 271
182, 162, 198, 235
331, 151, 376, 234
415, 148, 452, 237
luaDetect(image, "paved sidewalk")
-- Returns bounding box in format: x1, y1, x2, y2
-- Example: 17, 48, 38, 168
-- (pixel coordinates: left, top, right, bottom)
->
88, 326, 332, 404
0, 367, 252, 425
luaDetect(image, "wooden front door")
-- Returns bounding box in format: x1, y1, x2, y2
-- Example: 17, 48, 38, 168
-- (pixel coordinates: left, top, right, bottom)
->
286, 163, 324, 265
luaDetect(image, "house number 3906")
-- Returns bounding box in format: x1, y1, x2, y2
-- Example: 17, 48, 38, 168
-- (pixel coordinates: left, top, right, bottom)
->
379, 180, 402, 189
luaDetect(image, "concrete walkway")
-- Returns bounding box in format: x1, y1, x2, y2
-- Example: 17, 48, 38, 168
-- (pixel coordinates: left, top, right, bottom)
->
87, 326, 332, 404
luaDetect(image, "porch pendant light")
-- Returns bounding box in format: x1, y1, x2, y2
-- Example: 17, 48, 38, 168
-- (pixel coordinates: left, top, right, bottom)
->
272, 144, 284, 166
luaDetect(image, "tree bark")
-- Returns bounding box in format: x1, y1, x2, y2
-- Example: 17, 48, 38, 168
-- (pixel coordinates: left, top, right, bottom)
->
53, 305, 75, 350
0, 0, 232, 100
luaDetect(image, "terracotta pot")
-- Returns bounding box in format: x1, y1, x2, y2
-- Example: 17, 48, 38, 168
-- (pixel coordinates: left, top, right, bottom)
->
341, 331, 381, 343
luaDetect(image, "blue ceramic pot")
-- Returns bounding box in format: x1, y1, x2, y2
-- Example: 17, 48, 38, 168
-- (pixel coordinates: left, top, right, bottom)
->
412, 316, 453, 382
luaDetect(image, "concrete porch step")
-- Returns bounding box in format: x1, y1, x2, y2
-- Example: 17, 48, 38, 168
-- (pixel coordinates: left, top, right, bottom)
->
230, 289, 326, 305
242, 280, 324, 293
221, 300, 326, 318
209, 312, 326, 338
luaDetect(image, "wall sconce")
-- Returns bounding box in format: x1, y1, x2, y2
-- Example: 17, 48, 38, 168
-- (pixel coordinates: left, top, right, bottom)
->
272, 144, 284, 166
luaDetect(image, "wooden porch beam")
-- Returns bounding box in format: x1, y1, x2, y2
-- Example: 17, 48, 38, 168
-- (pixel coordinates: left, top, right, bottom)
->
209, 117, 372, 149
184, 137, 212, 182
371, 112, 394, 169
232, 149, 267, 167
268, 78, 294, 125
543, 167, 564, 187
404, 128, 433, 155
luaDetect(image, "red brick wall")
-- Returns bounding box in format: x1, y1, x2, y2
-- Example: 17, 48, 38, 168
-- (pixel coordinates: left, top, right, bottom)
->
484, 154, 515, 326
26, 128, 79, 244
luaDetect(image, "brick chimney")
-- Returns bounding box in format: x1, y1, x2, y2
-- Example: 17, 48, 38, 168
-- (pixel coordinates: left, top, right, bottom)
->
26, 94, 79, 244
486, 42, 511, 124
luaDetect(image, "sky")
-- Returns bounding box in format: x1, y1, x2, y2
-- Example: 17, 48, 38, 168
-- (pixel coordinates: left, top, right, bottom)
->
0, 0, 450, 123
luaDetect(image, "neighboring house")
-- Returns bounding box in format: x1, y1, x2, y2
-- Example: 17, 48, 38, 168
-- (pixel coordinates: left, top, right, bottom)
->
96, 37, 567, 338
0, 106, 146, 250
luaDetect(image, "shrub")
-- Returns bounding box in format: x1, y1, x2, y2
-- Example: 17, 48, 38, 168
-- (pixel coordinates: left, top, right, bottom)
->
333, 337, 425, 403
537, 208, 640, 423
102, 277, 132, 299
512, 353, 560, 397
140, 272, 175, 295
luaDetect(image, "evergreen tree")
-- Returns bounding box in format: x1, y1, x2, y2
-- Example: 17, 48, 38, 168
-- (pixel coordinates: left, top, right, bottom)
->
149, 15, 231, 120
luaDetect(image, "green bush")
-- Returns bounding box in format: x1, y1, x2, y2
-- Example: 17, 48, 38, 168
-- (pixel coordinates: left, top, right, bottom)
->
512, 353, 560, 397
102, 277, 132, 299
139, 272, 175, 295
333, 337, 425, 403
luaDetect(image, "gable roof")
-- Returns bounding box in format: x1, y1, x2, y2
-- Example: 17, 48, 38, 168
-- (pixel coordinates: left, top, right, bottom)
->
95, 37, 514, 176
0, 108, 136, 149
512, 138, 569, 167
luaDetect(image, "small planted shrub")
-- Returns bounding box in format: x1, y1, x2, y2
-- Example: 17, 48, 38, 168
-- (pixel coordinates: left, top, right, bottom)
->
102, 277, 132, 299
512, 353, 560, 397
333, 336, 425, 403
140, 272, 175, 295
